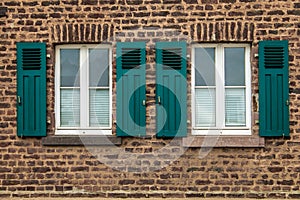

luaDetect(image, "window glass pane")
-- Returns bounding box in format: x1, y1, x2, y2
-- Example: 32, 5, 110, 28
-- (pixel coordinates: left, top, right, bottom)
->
225, 47, 245, 86
195, 48, 215, 86
89, 89, 109, 127
225, 88, 246, 126
60, 49, 80, 87
60, 89, 80, 127
195, 88, 216, 127
89, 49, 109, 87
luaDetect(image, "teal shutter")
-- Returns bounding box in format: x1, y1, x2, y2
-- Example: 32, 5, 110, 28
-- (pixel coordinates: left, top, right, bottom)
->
17, 42, 47, 137
156, 42, 187, 137
259, 40, 289, 137
116, 42, 146, 137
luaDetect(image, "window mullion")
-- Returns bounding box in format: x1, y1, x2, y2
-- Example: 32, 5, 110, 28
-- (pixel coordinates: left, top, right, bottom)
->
109, 47, 113, 128
55, 47, 61, 129
191, 48, 197, 128
245, 46, 251, 128
215, 45, 225, 130
80, 47, 88, 128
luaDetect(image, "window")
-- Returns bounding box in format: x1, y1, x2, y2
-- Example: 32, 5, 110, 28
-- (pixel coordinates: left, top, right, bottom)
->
55, 44, 112, 135
192, 44, 251, 135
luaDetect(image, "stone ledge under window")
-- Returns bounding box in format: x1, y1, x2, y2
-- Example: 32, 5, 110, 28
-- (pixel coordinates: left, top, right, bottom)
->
42, 136, 121, 146
182, 136, 265, 148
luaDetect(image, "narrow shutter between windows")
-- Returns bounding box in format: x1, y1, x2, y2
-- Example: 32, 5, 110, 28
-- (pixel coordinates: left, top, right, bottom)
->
17, 42, 47, 137
116, 42, 146, 137
156, 42, 187, 137
259, 40, 289, 137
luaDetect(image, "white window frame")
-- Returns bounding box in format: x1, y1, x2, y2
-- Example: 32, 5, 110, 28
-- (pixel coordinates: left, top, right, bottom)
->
191, 43, 251, 135
55, 44, 112, 135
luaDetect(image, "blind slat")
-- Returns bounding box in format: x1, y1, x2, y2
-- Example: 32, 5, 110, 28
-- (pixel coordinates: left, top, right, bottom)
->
89, 89, 110, 127
195, 88, 216, 127
60, 89, 80, 127
225, 88, 246, 126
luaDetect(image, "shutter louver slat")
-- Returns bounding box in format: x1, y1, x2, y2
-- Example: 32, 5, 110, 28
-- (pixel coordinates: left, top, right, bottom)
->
162, 48, 182, 68
121, 48, 141, 68
264, 47, 284, 68
22, 48, 42, 69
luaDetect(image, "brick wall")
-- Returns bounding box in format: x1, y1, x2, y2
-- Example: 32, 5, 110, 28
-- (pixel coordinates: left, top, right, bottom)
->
0, 0, 300, 198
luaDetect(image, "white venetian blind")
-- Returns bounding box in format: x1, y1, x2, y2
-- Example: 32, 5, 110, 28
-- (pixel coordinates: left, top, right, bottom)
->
195, 88, 216, 127
89, 89, 109, 127
60, 89, 80, 127
225, 88, 246, 126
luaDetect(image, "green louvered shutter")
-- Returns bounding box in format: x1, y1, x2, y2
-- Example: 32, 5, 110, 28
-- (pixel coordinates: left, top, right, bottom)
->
156, 42, 187, 137
259, 40, 289, 137
17, 42, 47, 137
116, 42, 146, 137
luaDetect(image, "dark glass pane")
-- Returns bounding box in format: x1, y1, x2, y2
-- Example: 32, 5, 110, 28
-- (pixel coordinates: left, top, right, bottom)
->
60, 49, 80, 87
89, 49, 109, 87
225, 47, 245, 86
195, 48, 215, 86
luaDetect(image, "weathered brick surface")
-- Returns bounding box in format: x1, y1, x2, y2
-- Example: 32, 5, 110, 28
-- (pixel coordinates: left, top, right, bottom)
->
0, 0, 300, 198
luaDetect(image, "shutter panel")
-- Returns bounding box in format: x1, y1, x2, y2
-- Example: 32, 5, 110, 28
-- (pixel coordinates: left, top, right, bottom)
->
259, 40, 289, 137
116, 42, 146, 137
156, 42, 187, 137
17, 42, 47, 137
